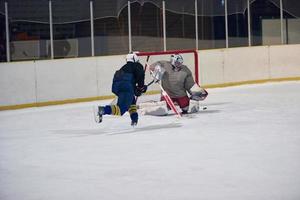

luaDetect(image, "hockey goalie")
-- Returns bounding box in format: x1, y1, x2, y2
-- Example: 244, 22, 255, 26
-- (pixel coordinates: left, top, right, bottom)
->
139, 54, 208, 116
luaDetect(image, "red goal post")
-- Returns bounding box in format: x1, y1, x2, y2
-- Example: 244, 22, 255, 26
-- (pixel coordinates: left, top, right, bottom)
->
136, 49, 199, 85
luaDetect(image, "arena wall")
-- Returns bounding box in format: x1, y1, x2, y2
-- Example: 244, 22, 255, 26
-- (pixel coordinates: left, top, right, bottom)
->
198, 44, 300, 87
0, 44, 300, 110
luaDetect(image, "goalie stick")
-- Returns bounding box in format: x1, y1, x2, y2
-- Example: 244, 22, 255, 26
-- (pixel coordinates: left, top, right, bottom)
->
158, 83, 182, 118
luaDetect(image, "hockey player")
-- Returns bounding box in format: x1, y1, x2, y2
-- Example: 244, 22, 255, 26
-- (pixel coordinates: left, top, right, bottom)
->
145, 54, 208, 115
96, 52, 147, 125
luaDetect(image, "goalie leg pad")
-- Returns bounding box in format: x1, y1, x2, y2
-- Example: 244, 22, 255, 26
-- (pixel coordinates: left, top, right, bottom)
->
188, 100, 200, 113
138, 101, 169, 116
138, 101, 167, 109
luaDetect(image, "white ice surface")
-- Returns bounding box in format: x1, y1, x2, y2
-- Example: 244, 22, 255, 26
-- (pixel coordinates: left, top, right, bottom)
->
1, 81, 300, 200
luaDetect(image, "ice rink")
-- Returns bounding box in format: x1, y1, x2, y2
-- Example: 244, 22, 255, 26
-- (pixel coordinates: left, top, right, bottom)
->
1, 81, 300, 200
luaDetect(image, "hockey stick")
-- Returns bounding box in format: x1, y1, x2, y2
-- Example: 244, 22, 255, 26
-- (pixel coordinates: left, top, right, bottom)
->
144, 55, 150, 71
157, 83, 182, 118
135, 55, 151, 103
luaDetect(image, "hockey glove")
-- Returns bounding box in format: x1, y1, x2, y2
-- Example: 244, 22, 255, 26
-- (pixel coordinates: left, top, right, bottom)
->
190, 89, 208, 101
134, 85, 148, 97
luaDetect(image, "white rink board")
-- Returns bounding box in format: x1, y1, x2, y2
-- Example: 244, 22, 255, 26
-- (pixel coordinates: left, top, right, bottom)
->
269, 45, 300, 78
223, 46, 270, 82
198, 49, 225, 85
0, 44, 300, 107
35, 57, 98, 102
0, 61, 36, 106
95, 55, 125, 96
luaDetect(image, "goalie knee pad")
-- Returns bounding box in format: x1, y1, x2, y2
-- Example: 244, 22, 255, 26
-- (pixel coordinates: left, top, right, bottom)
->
138, 101, 169, 116
188, 100, 200, 113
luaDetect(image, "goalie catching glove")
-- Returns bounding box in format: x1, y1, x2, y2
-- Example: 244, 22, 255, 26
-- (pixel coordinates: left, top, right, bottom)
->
189, 84, 208, 101
134, 85, 147, 97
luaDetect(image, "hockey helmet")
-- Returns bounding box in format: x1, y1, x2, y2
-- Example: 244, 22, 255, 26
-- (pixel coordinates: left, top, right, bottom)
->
126, 52, 139, 63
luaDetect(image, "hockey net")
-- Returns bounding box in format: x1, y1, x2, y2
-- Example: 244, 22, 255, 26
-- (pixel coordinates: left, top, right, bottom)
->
135, 50, 204, 115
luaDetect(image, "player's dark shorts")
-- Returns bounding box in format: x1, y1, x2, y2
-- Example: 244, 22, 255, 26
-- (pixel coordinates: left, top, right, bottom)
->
112, 70, 135, 115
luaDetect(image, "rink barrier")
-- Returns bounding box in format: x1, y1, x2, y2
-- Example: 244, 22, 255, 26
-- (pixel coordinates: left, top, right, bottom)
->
0, 44, 300, 111
202, 77, 300, 89
0, 77, 299, 111
0, 90, 159, 111
0, 95, 113, 111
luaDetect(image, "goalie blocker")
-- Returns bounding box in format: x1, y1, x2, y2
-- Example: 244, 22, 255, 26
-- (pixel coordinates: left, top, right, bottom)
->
189, 83, 208, 101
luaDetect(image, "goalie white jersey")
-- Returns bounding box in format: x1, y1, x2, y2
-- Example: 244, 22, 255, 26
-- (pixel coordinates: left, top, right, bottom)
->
149, 61, 195, 98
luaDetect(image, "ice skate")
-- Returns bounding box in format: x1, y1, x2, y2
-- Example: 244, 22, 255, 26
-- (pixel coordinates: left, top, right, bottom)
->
95, 106, 105, 123
131, 120, 138, 126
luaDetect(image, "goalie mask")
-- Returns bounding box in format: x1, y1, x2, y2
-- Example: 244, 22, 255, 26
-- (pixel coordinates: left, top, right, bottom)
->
126, 52, 139, 63
170, 54, 183, 71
